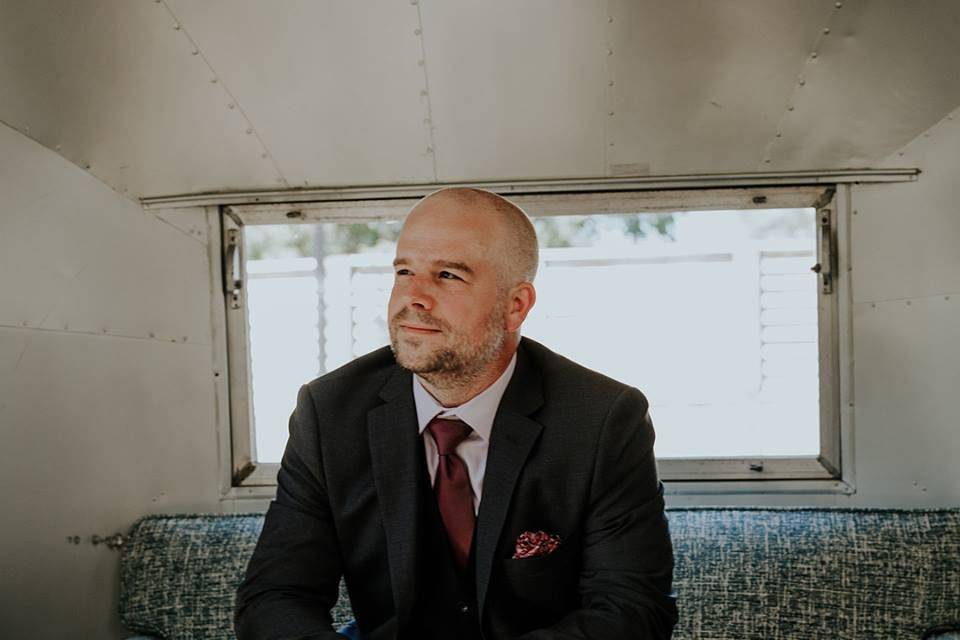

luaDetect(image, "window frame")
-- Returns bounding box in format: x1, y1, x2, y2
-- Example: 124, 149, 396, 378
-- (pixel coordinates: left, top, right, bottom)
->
216, 183, 855, 497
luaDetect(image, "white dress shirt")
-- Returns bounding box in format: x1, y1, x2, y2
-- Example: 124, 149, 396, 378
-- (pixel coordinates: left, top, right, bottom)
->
412, 351, 518, 515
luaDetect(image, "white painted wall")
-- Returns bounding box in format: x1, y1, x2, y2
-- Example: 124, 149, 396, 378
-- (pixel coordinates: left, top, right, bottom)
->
1, 108, 958, 637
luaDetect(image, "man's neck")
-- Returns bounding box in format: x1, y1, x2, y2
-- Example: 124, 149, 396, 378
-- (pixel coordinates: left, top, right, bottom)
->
417, 337, 518, 407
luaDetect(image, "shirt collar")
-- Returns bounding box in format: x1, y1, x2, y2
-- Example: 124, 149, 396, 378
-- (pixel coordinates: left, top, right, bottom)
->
412, 350, 518, 441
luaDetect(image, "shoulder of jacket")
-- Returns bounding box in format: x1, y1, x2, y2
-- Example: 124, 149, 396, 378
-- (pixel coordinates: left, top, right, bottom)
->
520, 336, 639, 400
303, 345, 397, 393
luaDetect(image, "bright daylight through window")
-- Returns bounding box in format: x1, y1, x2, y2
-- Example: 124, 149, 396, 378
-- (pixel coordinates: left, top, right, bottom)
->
235, 198, 825, 480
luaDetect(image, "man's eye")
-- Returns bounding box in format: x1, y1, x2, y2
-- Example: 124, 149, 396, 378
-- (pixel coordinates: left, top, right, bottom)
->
395, 269, 411, 276
438, 271, 461, 280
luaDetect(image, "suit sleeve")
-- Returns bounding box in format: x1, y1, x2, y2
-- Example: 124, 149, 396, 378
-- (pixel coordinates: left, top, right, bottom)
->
234, 384, 346, 640
519, 386, 678, 639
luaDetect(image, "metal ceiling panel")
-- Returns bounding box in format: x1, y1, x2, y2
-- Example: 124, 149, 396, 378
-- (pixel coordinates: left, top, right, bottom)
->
0, 0, 279, 197
768, 0, 960, 170
3, 1, 959, 197
420, 0, 608, 182
165, 0, 435, 188
0, 124, 210, 342
607, 0, 835, 177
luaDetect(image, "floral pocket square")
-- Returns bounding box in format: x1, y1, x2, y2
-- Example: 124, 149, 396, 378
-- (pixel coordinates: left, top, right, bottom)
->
512, 530, 562, 559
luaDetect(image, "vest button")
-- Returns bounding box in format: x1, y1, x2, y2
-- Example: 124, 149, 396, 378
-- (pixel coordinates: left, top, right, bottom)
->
457, 602, 470, 614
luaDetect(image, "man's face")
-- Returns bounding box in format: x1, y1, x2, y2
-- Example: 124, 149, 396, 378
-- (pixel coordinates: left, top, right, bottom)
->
388, 197, 510, 379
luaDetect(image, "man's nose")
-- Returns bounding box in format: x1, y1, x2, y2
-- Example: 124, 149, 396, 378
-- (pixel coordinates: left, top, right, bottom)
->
399, 276, 434, 311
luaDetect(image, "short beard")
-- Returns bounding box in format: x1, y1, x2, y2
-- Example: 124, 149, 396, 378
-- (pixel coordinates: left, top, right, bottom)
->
389, 301, 508, 391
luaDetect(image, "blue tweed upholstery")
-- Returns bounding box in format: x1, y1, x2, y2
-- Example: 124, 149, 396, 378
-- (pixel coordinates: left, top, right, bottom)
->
669, 508, 960, 639
119, 508, 960, 639
119, 513, 352, 640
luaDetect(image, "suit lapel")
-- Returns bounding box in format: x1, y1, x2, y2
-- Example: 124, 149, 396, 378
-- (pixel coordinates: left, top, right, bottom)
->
475, 340, 544, 619
367, 365, 420, 629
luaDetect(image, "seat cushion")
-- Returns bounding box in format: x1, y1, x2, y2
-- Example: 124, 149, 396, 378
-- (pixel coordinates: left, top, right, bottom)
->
668, 508, 960, 640
119, 513, 351, 639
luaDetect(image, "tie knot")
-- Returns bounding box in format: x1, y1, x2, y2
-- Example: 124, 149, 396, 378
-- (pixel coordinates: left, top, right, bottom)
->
427, 417, 472, 455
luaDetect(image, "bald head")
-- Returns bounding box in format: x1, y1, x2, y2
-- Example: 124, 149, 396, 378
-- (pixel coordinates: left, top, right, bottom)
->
408, 187, 539, 287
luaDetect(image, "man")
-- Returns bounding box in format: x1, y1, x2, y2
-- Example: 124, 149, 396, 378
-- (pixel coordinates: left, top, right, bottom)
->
235, 188, 677, 639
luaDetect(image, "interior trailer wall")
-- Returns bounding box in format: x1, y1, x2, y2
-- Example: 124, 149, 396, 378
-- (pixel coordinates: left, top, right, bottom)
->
0, 122, 226, 638
671, 110, 960, 507
1, 109, 958, 638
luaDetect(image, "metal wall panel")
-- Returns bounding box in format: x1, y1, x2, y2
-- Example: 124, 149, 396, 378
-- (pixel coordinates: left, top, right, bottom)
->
0, 124, 210, 342
768, 0, 960, 170
849, 295, 960, 503
0, 0, 279, 197
0, 125, 224, 637
420, 0, 608, 182
0, 329, 221, 638
607, 0, 835, 176
849, 106, 960, 304
165, 0, 435, 187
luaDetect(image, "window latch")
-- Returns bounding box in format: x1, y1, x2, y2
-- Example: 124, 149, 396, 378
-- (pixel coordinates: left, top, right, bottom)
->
224, 228, 244, 309
811, 208, 833, 294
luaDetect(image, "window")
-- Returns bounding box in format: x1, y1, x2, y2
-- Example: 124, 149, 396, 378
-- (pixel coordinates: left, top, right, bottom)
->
221, 185, 848, 491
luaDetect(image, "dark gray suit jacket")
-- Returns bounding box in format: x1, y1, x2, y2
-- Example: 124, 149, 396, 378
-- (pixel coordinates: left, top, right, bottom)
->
235, 337, 677, 639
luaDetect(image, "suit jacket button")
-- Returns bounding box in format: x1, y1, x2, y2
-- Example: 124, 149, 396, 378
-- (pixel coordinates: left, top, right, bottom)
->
457, 602, 470, 614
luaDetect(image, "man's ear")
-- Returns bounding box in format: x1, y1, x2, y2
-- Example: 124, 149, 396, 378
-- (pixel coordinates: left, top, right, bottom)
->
505, 282, 536, 332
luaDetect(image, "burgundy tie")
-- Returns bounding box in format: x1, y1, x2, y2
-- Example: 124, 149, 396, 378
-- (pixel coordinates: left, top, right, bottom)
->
427, 417, 475, 570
